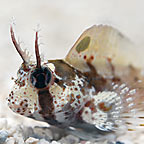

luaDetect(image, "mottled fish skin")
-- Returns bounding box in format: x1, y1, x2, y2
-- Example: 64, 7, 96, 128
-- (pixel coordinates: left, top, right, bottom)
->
7, 25, 144, 141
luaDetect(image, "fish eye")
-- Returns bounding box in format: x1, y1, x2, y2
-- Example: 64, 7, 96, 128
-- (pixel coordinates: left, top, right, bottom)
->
30, 67, 52, 89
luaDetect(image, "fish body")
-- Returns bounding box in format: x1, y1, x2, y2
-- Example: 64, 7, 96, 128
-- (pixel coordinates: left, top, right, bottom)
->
7, 25, 144, 141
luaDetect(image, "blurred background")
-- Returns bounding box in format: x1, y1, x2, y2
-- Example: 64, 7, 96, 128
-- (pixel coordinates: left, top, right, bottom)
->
0, 0, 144, 143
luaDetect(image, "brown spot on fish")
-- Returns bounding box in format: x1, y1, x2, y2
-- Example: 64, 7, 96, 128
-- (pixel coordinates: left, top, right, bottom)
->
83, 55, 87, 60
38, 89, 54, 116
90, 55, 94, 60
138, 117, 144, 119
84, 61, 107, 91
85, 101, 91, 107
76, 95, 81, 99
98, 102, 112, 112
20, 101, 24, 106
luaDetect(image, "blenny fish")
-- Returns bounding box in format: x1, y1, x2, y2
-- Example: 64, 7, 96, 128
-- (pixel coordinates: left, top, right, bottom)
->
7, 25, 144, 142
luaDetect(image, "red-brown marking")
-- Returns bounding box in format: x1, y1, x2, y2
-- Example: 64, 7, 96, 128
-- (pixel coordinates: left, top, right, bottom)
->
22, 108, 26, 112
90, 106, 96, 112
71, 93, 74, 98
76, 95, 81, 99
90, 55, 94, 60
70, 97, 75, 104
75, 88, 78, 91
83, 55, 87, 60
17, 108, 21, 113
20, 101, 24, 106
98, 102, 112, 112
38, 89, 54, 116
84, 61, 107, 91
25, 104, 28, 107
78, 100, 80, 104
35, 107, 38, 111
85, 101, 91, 107
11, 91, 14, 95
24, 99, 28, 102
54, 101, 57, 104
84, 100, 97, 112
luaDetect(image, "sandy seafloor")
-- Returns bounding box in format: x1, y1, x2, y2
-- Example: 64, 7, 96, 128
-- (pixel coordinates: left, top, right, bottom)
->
1, 0, 144, 143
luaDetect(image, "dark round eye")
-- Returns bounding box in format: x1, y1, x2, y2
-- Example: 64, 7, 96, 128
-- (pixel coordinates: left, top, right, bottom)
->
30, 67, 51, 89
